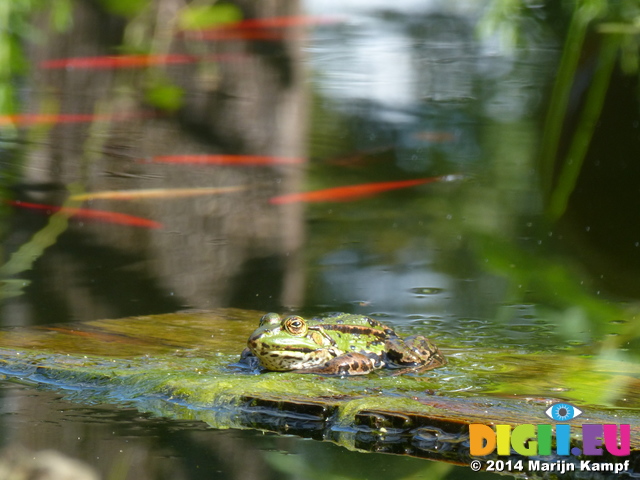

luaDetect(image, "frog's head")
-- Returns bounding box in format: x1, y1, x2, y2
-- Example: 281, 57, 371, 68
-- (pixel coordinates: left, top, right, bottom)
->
247, 313, 333, 371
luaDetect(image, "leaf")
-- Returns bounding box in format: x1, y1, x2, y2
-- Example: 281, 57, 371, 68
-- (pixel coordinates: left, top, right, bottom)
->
0, 204, 70, 277
0, 279, 31, 300
178, 4, 243, 31
50, 0, 73, 32
144, 82, 184, 112
97, 0, 149, 17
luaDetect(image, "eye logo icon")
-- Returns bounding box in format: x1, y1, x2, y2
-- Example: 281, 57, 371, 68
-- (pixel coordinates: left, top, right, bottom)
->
545, 402, 583, 422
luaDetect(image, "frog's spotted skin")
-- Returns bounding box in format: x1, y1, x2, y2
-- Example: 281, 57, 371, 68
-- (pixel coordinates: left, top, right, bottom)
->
241, 312, 446, 375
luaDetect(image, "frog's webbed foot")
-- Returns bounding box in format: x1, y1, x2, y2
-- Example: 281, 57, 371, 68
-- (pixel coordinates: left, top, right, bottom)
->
388, 354, 447, 376
386, 334, 447, 372
407, 335, 447, 369
292, 352, 380, 376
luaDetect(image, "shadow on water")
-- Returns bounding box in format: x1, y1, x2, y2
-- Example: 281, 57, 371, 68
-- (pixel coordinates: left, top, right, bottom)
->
1, 0, 640, 479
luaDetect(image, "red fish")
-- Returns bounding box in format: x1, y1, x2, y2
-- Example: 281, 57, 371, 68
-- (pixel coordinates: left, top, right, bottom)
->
40, 53, 243, 70
0, 112, 156, 126
8, 200, 162, 229
191, 30, 288, 41
147, 154, 303, 166
184, 15, 344, 41
269, 176, 461, 204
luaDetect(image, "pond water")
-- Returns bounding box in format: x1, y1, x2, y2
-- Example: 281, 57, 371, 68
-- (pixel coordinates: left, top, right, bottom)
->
1, 0, 640, 479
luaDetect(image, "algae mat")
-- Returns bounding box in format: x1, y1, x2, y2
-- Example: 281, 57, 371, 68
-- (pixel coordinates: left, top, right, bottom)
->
0, 309, 639, 476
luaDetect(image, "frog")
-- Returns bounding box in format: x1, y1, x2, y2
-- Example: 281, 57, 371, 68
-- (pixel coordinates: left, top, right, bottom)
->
239, 312, 446, 375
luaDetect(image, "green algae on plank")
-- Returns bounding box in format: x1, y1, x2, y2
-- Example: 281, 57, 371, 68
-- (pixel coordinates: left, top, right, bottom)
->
0, 309, 256, 358
0, 309, 639, 410
0, 308, 640, 470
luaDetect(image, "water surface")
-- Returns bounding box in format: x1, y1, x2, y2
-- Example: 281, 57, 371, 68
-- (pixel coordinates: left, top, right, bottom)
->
1, 0, 639, 479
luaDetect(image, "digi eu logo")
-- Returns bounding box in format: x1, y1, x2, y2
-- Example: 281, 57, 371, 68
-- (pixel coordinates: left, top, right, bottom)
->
469, 402, 631, 457
545, 402, 582, 422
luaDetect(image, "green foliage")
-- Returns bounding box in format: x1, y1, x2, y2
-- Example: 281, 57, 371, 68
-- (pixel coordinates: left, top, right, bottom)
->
599, 18, 640, 74
178, 3, 242, 30
478, 0, 640, 220
536, 0, 640, 219
0, 0, 73, 114
144, 79, 184, 111
544, 32, 620, 220
50, 0, 73, 32
476, 0, 525, 51
97, 0, 149, 17
477, 235, 625, 336
0, 0, 74, 270
0, 208, 69, 299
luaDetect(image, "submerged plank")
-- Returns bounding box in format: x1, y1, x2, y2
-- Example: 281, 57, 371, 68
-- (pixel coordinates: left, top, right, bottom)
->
0, 309, 638, 477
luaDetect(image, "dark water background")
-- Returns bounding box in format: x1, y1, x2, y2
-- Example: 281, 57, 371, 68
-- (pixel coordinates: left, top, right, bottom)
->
1, 0, 640, 478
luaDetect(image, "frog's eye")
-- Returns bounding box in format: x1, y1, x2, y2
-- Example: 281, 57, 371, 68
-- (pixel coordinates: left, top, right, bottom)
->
259, 313, 281, 326
283, 316, 308, 336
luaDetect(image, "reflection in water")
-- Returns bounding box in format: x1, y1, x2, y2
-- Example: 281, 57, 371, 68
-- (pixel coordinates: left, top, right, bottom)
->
3, 0, 309, 324
1, 0, 640, 479
316, 247, 451, 315
0, 381, 478, 480
0, 382, 274, 480
1, 1, 311, 476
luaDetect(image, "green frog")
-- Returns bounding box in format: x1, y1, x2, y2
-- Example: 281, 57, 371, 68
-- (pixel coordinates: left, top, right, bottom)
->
240, 312, 446, 375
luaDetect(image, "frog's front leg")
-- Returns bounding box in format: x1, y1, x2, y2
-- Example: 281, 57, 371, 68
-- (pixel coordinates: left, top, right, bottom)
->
386, 335, 446, 370
237, 347, 261, 369
294, 352, 381, 376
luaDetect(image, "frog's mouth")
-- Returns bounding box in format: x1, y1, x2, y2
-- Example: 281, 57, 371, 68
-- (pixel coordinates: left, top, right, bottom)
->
254, 348, 334, 372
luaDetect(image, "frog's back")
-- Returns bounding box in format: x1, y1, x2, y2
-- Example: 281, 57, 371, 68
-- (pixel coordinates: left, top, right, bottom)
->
310, 313, 389, 332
